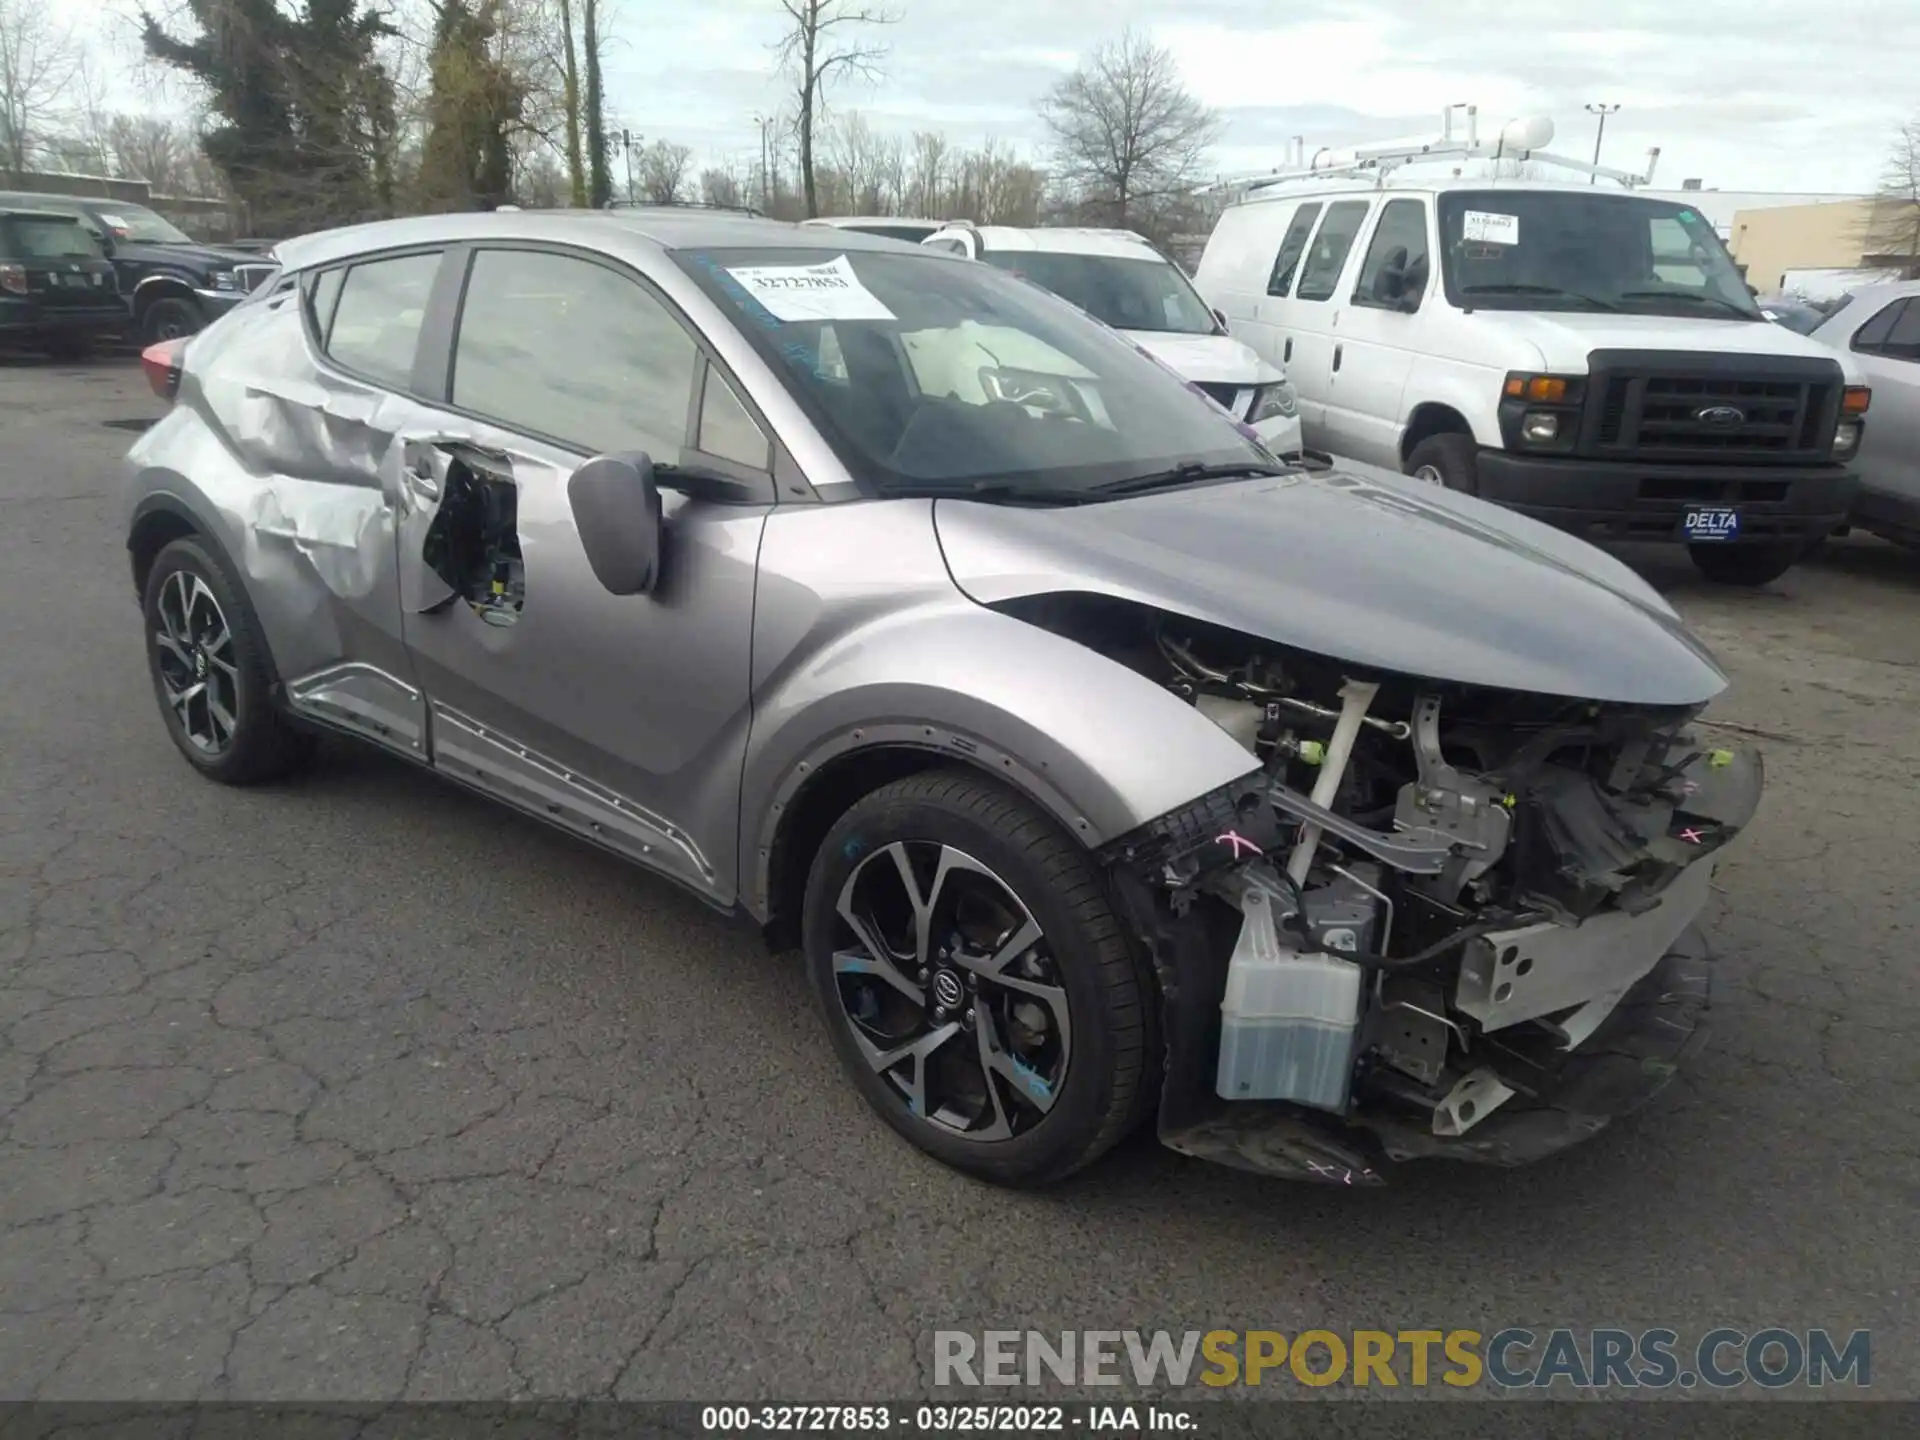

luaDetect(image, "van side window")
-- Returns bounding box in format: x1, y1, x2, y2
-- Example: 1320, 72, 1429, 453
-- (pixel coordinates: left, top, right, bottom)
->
1294, 202, 1371, 302
1352, 200, 1431, 311
1265, 204, 1321, 297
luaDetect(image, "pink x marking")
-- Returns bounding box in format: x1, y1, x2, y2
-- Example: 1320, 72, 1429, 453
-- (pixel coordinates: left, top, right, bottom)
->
1679, 827, 1705, 844
1679, 779, 1700, 795
1215, 830, 1264, 859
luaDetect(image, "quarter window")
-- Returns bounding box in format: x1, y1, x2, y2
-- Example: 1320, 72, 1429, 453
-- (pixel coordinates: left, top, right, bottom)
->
323, 252, 441, 388
698, 366, 771, 469
1352, 199, 1431, 311
1294, 202, 1371, 302
1265, 204, 1321, 297
452, 248, 698, 457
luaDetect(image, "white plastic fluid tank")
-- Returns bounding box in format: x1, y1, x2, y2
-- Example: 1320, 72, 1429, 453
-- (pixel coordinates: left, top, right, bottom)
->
1214, 886, 1365, 1111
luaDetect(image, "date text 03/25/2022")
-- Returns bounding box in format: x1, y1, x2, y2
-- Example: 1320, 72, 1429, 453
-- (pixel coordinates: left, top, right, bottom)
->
701, 1406, 1192, 1433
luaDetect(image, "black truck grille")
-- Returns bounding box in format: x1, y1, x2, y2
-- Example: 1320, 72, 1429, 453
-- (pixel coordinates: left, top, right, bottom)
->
1583, 350, 1844, 465
1193, 381, 1244, 417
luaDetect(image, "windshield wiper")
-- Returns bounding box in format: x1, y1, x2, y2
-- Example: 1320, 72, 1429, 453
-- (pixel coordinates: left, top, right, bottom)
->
885, 479, 1099, 506
1091, 461, 1285, 498
1459, 282, 1623, 312
1616, 289, 1757, 318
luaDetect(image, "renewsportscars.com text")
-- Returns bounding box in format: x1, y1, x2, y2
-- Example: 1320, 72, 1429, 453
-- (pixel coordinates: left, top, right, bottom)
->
933, 1328, 1872, 1390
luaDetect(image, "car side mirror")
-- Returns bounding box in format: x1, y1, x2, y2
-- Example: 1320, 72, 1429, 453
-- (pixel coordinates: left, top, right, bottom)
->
92, 230, 114, 257
1211, 307, 1229, 330
567, 451, 662, 596
1372, 247, 1410, 304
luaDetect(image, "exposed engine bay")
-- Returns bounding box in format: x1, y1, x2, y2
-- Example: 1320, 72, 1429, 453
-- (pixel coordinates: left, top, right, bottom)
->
1000, 592, 1763, 1182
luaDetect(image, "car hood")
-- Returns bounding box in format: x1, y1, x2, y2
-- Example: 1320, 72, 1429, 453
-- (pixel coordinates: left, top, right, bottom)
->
1120, 330, 1284, 386
1489, 309, 1861, 376
932, 461, 1726, 706
113, 240, 258, 271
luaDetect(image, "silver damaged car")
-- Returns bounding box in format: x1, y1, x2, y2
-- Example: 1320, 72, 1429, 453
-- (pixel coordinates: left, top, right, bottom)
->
124, 212, 1762, 1186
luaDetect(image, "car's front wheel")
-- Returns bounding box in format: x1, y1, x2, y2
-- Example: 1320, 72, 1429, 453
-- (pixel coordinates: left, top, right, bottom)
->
802, 771, 1155, 1187
143, 537, 313, 784
141, 296, 205, 345
1687, 541, 1802, 587
1404, 432, 1480, 494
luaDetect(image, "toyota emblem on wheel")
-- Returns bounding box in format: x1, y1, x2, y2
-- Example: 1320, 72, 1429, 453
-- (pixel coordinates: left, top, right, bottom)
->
1694, 404, 1746, 427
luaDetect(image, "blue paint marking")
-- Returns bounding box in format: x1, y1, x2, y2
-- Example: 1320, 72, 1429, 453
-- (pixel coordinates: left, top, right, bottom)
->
1007, 1054, 1053, 1102
843, 836, 866, 861
838, 955, 872, 974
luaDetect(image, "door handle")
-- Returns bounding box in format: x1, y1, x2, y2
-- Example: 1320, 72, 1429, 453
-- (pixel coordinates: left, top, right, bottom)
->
1333, 344, 1343, 372
1283, 337, 1293, 363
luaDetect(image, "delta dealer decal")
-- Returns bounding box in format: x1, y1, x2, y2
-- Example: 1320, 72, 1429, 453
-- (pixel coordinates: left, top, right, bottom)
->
722, 254, 898, 323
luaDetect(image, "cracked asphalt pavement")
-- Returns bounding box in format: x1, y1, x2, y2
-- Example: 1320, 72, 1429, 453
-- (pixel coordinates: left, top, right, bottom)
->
1, 358, 1917, 1404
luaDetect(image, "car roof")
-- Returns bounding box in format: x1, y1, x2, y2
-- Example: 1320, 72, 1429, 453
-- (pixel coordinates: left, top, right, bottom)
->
271, 208, 935, 272
939, 224, 1161, 259
803, 216, 940, 228
1225, 177, 1701, 209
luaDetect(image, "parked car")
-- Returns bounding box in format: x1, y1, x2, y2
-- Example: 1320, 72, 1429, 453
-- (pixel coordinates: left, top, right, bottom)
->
1807, 281, 1920, 548
125, 211, 1759, 1188
0, 208, 126, 358
0, 191, 275, 343
802, 215, 944, 243
1755, 293, 1839, 336
1193, 147, 1869, 586
922, 222, 1303, 457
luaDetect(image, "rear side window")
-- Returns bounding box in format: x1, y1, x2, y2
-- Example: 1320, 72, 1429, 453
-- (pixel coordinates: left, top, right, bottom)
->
1853, 298, 1917, 359
1295, 202, 1371, 302
452, 247, 698, 457
1265, 204, 1321, 297
324, 252, 442, 388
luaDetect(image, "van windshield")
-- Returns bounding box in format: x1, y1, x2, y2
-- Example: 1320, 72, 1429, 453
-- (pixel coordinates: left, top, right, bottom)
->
675, 246, 1274, 500
1437, 190, 1762, 321
982, 250, 1218, 335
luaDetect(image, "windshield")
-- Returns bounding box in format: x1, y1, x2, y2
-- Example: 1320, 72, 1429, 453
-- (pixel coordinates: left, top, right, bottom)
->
1, 216, 102, 259
1438, 190, 1762, 320
90, 205, 193, 244
675, 246, 1272, 499
981, 249, 1217, 335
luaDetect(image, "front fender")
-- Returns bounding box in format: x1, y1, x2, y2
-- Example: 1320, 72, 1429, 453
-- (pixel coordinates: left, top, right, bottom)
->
740, 600, 1262, 918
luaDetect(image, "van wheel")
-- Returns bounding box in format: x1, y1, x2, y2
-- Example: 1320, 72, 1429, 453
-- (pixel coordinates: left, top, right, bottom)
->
1404, 433, 1480, 494
1687, 542, 1802, 587
802, 770, 1155, 1187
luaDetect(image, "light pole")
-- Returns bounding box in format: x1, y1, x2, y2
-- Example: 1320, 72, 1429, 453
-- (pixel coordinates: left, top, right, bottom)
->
1585, 103, 1620, 183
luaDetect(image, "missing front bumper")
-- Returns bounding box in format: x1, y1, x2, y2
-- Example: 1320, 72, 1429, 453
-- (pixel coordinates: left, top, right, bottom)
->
1155, 924, 1716, 1184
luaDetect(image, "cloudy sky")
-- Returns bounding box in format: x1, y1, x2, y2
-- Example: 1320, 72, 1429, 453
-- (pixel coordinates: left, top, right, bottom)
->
81, 0, 1920, 195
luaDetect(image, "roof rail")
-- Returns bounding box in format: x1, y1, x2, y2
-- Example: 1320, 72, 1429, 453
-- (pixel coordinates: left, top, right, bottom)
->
603, 198, 765, 218
1202, 110, 1661, 202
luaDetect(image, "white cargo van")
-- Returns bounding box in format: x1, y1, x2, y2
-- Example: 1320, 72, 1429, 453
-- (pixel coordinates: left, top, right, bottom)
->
1193, 114, 1871, 585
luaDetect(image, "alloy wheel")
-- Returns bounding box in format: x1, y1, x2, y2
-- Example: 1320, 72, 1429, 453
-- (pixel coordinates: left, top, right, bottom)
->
1412, 464, 1445, 486
153, 570, 239, 755
829, 840, 1071, 1141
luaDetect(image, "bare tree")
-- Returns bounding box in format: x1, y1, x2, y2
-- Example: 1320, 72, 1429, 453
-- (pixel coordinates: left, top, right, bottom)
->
635, 138, 691, 203
1038, 29, 1219, 232
1859, 116, 1920, 277
0, 0, 80, 179
700, 165, 743, 209
773, 0, 895, 218
907, 129, 947, 217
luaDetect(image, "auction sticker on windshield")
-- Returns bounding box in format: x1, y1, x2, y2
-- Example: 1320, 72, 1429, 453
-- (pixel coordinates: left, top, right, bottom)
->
722, 255, 896, 322
1462, 210, 1520, 245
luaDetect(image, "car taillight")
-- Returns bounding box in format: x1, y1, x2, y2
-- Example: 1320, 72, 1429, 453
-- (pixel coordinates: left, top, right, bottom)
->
0, 264, 26, 296
141, 338, 188, 402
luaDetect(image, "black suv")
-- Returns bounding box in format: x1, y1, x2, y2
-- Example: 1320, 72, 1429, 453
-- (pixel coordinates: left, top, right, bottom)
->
0, 192, 275, 343
0, 209, 125, 358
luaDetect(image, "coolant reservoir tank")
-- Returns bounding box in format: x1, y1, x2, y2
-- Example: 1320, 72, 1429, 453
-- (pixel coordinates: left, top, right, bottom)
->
1215, 886, 1365, 1111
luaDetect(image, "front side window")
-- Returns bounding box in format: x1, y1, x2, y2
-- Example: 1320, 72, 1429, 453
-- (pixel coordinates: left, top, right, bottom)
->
324, 251, 442, 388
982, 249, 1217, 335
1852, 298, 1919, 360
1352, 199, 1431, 311
1436, 190, 1762, 320
453, 248, 697, 457
674, 246, 1276, 500
1265, 203, 1321, 297
1294, 202, 1371, 302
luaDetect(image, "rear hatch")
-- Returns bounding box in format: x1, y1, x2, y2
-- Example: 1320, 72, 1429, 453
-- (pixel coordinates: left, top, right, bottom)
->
0, 212, 120, 309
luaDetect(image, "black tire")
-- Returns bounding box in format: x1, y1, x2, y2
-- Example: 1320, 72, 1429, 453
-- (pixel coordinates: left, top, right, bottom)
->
142, 536, 314, 785
1403, 432, 1480, 494
1687, 542, 1801, 587
802, 770, 1156, 1187
141, 296, 205, 345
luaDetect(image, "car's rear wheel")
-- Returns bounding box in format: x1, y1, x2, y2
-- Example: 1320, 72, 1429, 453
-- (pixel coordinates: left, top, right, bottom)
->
1404, 432, 1480, 494
141, 296, 204, 345
1687, 542, 1802, 587
143, 537, 313, 785
802, 771, 1154, 1187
